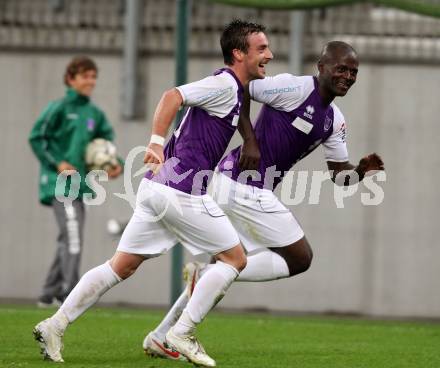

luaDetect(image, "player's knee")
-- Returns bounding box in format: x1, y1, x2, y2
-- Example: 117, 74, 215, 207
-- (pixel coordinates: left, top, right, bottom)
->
114, 267, 133, 280
111, 261, 138, 280
217, 244, 247, 272
110, 252, 144, 280
289, 247, 313, 276
279, 239, 313, 277
294, 251, 313, 275
235, 255, 247, 272
225, 254, 246, 273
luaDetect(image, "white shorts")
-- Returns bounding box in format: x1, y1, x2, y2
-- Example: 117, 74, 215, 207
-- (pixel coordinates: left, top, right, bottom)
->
117, 179, 240, 256
212, 172, 304, 254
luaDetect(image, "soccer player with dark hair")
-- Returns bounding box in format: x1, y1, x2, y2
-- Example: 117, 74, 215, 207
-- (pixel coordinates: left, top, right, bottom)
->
33, 20, 273, 367
29, 56, 122, 308
144, 41, 385, 357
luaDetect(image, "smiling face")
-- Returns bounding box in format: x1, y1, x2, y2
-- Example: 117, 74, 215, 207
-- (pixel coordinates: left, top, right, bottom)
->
317, 43, 359, 103
241, 32, 273, 80
67, 69, 97, 97
220, 20, 273, 85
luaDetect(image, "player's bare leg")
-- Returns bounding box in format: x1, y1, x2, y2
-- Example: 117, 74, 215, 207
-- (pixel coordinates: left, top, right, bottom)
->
33, 251, 145, 362
205, 236, 312, 281
198, 237, 313, 282
268, 237, 313, 277
180, 236, 312, 284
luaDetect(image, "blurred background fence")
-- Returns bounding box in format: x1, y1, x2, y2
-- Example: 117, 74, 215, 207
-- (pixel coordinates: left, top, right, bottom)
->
1, 0, 440, 62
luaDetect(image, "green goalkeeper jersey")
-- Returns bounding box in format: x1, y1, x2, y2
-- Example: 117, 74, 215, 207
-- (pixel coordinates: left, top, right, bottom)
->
29, 88, 115, 205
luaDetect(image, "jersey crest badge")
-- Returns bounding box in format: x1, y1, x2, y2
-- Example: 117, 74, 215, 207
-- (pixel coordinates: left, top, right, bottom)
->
87, 118, 95, 131
324, 116, 332, 131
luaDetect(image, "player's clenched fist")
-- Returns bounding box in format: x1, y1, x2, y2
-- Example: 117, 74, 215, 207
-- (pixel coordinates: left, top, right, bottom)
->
144, 143, 164, 174
357, 153, 385, 176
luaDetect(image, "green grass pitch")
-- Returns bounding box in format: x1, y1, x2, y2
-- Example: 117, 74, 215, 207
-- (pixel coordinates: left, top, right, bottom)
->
1, 304, 439, 367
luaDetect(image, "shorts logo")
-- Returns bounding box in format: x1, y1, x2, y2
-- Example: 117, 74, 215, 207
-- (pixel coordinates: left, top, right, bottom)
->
87, 118, 95, 131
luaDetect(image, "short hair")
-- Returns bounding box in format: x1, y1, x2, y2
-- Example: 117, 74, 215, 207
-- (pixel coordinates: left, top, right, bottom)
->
220, 19, 266, 65
63, 56, 98, 86
319, 41, 357, 65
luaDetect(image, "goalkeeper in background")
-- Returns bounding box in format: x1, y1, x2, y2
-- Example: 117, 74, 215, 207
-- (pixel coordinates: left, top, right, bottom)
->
29, 56, 122, 308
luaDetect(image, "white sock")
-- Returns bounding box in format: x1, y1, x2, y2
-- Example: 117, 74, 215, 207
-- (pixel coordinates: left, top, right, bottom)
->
237, 249, 290, 282
51, 309, 69, 332
173, 261, 238, 335
172, 310, 196, 337
58, 261, 122, 326
154, 290, 188, 340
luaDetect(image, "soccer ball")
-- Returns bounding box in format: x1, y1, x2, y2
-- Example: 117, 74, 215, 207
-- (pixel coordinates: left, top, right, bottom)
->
85, 138, 118, 171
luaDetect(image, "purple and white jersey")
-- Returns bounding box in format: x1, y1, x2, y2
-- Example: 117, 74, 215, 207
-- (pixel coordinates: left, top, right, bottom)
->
219, 74, 348, 190
147, 68, 243, 195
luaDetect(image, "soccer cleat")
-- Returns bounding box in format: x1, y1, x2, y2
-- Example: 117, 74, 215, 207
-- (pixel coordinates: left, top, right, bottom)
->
33, 318, 64, 363
166, 328, 216, 367
143, 332, 188, 361
183, 262, 205, 297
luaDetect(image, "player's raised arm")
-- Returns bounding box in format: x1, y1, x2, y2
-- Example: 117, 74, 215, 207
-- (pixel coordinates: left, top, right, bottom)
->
327, 153, 385, 186
144, 88, 183, 166
238, 86, 260, 171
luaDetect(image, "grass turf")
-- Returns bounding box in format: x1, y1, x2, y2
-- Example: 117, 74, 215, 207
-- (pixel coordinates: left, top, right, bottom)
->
0, 304, 439, 368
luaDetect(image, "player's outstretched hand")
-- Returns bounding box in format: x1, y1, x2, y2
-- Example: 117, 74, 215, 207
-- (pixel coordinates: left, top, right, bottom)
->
107, 163, 123, 179
144, 143, 164, 175
357, 153, 385, 176
239, 137, 261, 171
57, 161, 77, 175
